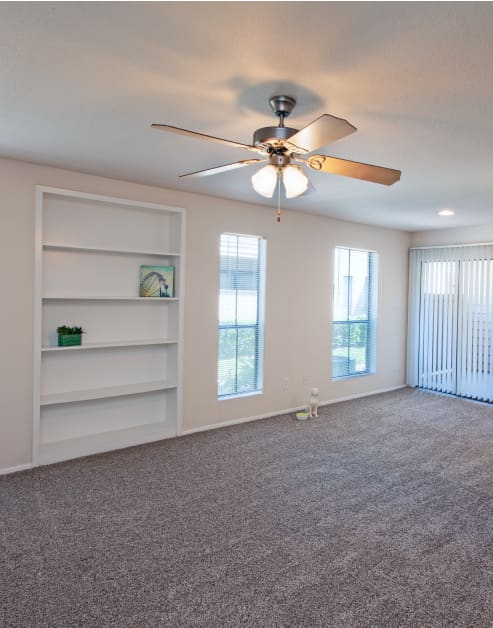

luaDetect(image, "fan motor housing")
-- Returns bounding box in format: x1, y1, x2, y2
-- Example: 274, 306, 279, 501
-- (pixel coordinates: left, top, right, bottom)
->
269, 153, 291, 167
253, 126, 299, 147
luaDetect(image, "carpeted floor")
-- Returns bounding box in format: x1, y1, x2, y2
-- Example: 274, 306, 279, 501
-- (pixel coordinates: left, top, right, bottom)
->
2, 387, 493, 627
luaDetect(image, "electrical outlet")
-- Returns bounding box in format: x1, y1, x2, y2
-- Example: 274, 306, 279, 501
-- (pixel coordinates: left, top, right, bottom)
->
282, 376, 289, 391
302, 376, 309, 385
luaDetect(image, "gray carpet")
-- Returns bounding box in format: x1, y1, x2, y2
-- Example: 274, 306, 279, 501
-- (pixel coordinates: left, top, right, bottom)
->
2, 387, 493, 627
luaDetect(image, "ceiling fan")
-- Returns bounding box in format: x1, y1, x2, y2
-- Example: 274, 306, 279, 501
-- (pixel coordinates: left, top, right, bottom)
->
152, 95, 401, 221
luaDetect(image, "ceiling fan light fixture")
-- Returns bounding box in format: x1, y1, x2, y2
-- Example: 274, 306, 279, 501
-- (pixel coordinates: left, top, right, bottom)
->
251, 164, 278, 198
153, 94, 401, 219
282, 164, 309, 198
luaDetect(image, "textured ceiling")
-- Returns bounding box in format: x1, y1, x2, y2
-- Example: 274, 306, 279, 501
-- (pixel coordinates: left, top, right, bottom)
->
1, 2, 492, 231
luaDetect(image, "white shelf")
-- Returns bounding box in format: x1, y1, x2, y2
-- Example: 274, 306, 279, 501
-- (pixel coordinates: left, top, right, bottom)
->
43, 243, 180, 257
34, 186, 185, 466
42, 338, 177, 352
41, 380, 176, 406
42, 296, 179, 302
39, 421, 176, 465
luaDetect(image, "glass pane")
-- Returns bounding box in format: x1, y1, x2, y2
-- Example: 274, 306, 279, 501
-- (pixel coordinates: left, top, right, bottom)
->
235, 261, 259, 291
349, 249, 369, 321
237, 236, 259, 261
349, 322, 368, 373
219, 267, 234, 290
218, 328, 237, 397
219, 289, 237, 325
333, 248, 349, 321
220, 234, 238, 259
236, 327, 257, 393
332, 322, 349, 377
236, 291, 258, 324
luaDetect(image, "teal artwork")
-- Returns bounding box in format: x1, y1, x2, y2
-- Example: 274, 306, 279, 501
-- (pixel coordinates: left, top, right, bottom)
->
140, 265, 175, 297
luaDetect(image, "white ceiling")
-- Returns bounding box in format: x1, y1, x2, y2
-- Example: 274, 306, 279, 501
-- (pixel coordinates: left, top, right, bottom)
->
1, 2, 492, 231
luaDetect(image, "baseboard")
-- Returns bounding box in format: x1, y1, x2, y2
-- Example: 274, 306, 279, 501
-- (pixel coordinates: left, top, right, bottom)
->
320, 384, 407, 407
180, 407, 303, 436
0, 462, 33, 477
181, 384, 407, 436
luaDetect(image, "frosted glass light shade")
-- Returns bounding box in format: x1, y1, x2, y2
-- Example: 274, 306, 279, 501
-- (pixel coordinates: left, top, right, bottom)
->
251, 165, 278, 198
282, 164, 309, 198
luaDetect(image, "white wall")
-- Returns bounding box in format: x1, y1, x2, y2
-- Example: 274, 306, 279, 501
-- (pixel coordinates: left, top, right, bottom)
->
0, 157, 410, 470
412, 224, 493, 247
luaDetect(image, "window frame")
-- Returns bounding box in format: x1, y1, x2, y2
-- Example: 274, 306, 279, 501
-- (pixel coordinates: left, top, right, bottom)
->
217, 233, 266, 400
332, 246, 378, 380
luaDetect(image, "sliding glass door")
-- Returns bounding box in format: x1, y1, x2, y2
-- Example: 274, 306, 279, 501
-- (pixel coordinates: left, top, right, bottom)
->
408, 245, 493, 403
416, 259, 458, 394
456, 258, 493, 400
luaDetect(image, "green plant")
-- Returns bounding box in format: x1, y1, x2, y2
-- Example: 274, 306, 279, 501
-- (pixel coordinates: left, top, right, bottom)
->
57, 325, 85, 335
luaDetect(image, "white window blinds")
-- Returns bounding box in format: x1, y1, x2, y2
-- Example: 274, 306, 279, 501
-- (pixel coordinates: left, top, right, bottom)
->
218, 233, 266, 399
408, 244, 493, 402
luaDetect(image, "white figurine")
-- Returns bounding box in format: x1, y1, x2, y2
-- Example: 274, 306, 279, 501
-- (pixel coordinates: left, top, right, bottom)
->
308, 387, 319, 418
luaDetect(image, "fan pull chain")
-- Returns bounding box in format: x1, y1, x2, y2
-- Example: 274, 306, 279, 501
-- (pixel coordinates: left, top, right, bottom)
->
276, 168, 281, 223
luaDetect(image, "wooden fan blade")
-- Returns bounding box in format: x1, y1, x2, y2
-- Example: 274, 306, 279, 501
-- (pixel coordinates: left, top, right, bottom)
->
306, 154, 401, 185
286, 114, 357, 153
179, 159, 267, 178
151, 124, 263, 154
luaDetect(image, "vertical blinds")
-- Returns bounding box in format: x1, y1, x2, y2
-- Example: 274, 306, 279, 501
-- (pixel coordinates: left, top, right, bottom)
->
408, 244, 493, 402
218, 233, 266, 398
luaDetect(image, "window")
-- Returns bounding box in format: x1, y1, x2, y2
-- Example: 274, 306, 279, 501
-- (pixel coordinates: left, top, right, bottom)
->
218, 233, 266, 398
332, 247, 378, 379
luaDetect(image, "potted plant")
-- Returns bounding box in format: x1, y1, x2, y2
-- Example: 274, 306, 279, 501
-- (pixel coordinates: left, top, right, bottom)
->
57, 325, 85, 347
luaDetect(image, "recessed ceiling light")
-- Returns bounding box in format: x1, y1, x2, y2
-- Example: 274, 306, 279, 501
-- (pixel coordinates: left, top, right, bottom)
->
438, 209, 455, 216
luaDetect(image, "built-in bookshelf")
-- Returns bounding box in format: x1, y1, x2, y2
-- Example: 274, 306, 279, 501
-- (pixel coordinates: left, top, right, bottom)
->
33, 186, 186, 465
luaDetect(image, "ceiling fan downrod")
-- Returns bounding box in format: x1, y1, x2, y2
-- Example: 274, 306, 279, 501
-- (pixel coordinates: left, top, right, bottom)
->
253, 95, 299, 147
269, 95, 297, 127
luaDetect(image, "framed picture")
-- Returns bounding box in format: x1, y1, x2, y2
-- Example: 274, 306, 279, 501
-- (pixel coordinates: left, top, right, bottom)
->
140, 265, 175, 298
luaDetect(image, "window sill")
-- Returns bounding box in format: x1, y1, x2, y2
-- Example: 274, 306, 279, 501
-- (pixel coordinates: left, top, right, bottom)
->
332, 372, 374, 382
218, 390, 263, 401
